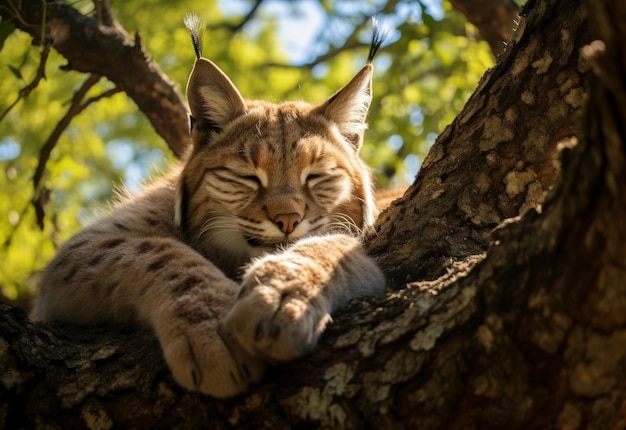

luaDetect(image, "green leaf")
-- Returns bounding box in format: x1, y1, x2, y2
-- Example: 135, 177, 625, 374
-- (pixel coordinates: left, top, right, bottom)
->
8, 64, 22, 80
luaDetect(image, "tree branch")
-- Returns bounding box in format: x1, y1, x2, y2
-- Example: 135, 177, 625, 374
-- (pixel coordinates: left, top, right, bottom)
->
0, 42, 50, 123
449, 0, 520, 56
32, 74, 122, 230
263, 40, 365, 69
208, 0, 265, 33
262, 9, 384, 69
0, 0, 190, 158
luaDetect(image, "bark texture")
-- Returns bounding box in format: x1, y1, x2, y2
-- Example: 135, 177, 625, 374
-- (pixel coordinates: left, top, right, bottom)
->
2, 0, 626, 429
367, 0, 591, 283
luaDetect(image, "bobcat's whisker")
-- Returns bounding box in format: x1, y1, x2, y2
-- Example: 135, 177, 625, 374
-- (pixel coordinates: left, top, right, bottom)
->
325, 213, 365, 238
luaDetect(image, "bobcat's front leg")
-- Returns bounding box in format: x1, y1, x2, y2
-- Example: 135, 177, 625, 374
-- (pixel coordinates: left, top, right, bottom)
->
148, 272, 267, 397
223, 234, 385, 362
36, 233, 265, 398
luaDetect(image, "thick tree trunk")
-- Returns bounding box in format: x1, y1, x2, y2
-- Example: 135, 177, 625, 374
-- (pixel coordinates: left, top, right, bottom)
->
2, 0, 625, 429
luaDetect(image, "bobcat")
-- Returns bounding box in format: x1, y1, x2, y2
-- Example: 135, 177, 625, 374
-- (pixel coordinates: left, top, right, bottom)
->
33, 15, 388, 398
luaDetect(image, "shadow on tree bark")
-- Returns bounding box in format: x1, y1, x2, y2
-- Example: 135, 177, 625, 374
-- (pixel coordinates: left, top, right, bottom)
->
2, 0, 626, 428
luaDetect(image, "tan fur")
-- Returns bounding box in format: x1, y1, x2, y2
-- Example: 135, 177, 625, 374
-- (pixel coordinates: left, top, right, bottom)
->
34, 50, 387, 398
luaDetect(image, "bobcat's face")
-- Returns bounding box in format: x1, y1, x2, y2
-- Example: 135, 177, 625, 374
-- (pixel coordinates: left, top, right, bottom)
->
176, 57, 376, 266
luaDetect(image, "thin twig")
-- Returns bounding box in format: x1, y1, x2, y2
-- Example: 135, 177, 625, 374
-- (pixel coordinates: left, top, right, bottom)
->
32, 74, 122, 229
0, 43, 50, 123
230, 0, 264, 32
262, 3, 397, 70
208, 0, 265, 33
263, 40, 366, 69
0, 1, 29, 27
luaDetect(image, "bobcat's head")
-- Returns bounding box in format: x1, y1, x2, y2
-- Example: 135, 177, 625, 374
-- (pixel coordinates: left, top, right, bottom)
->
175, 17, 383, 274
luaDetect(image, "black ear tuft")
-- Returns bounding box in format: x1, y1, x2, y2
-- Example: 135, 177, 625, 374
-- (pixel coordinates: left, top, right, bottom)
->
367, 16, 391, 64
184, 12, 204, 59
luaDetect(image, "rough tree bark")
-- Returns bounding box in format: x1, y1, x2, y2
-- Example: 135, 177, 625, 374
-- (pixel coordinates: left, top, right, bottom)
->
368, 0, 590, 283
2, 0, 626, 429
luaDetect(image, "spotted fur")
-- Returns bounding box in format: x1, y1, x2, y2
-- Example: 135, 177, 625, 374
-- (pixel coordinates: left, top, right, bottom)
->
34, 17, 388, 398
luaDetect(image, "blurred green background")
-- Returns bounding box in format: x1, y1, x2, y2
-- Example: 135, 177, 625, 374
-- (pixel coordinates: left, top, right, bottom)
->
0, 0, 495, 304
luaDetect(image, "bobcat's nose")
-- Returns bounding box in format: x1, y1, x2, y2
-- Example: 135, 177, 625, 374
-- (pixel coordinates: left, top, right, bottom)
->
272, 213, 302, 234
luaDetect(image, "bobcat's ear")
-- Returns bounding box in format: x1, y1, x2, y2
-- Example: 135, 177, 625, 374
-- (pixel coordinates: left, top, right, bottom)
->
317, 64, 373, 151
186, 58, 247, 140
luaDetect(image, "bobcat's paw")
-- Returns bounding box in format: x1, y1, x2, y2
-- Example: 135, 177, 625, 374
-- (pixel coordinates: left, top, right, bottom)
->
223, 256, 332, 362
159, 321, 266, 398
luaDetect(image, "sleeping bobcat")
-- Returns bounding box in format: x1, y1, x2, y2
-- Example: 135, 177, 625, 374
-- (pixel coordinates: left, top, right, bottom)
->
34, 15, 388, 398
